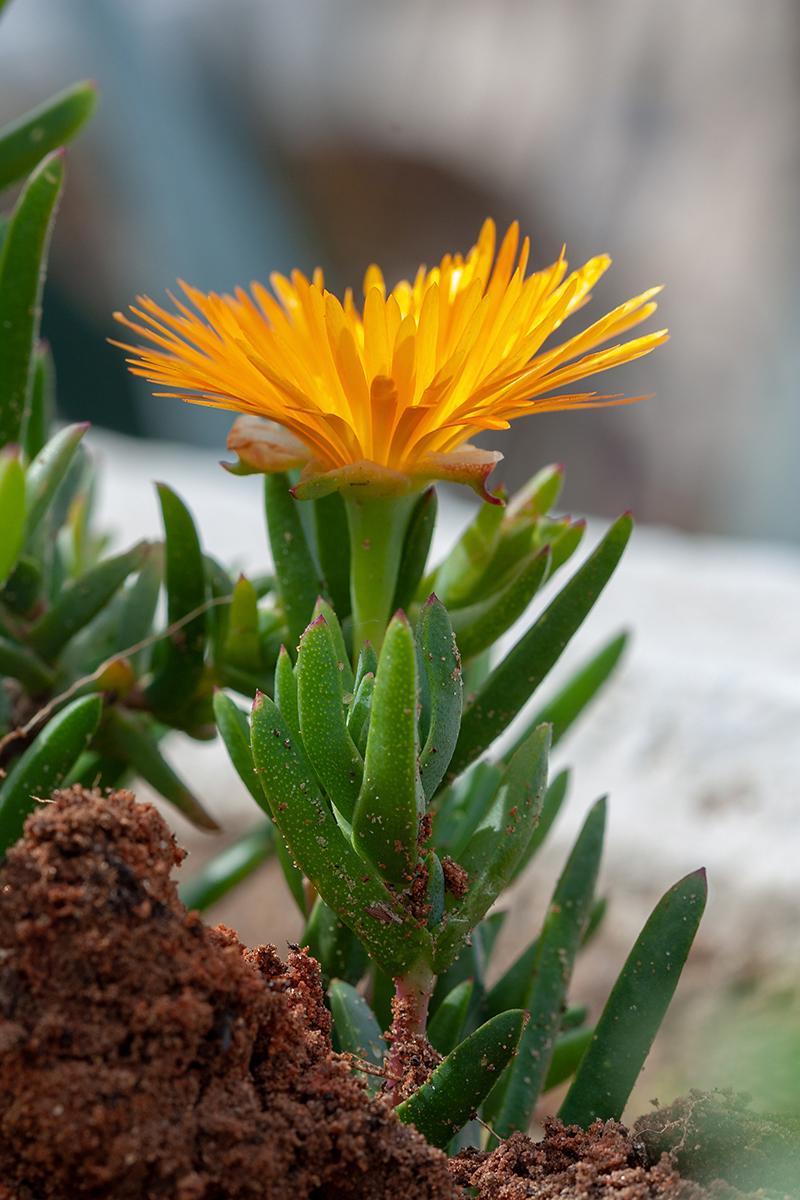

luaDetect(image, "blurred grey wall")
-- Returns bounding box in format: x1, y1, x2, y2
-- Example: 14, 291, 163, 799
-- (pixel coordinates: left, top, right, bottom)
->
1, 0, 799, 537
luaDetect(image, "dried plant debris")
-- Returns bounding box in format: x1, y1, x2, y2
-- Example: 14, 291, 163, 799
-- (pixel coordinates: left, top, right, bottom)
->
634, 1090, 800, 1198
0, 786, 458, 1200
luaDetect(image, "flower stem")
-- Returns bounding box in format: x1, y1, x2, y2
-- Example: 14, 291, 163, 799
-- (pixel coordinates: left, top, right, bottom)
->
344, 493, 418, 657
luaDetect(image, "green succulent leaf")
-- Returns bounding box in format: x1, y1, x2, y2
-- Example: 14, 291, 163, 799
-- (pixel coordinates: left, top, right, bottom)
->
426, 849, 445, 928
0, 636, 54, 694
433, 725, 550, 973
212, 690, 262, 803
328, 980, 385, 1096
0, 448, 25, 585
313, 491, 351, 619
22, 340, 54, 461
492, 797, 606, 1136
393, 486, 437, 613
305, 897, 370, 988
223, 575, 261, 670
506, 464, 564, 519
0, 151, 64, 446
296, 615, 363, 823
547, 519, 585, 573
559, 868, 708, 1128
264, 473, 322, 653
448, 513, 633, 781
543, 1026, 594, 1093
352, 611, 423, 883
503, 633, 628, 761
416, 595, 462, 800
23, 422, 88, 547
0, 81, 97, 192
115, 544, 162, 661
427, 978, 473, 1056
483, 937, 539, 1022
432, 760, 503, 855
509, 768, 570, 884
396, 1009, 527, 1149
312, 596, 354, 693
99, 706, 218, 830
146, 484, 207, 722
450, 546, 551, 663
0, 693, 103, 853
0, 554, 41, 616
431, 493, 505, 609
346, 671, 374, 754
178, 821, 273, 912
250, 691, 431, 977
62, 748, 127, 792
27, 541, 148, 662
353, 640, 378, 693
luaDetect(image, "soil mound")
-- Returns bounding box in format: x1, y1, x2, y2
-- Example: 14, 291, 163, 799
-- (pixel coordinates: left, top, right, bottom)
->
0, 786, 457, 1200
449, 1118, 750, 1199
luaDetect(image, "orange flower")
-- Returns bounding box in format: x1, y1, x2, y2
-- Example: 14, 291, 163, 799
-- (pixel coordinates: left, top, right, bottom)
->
113, 220, 666, 502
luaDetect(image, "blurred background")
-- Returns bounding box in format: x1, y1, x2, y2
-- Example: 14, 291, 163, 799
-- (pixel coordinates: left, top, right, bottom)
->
1, 0, 799, 537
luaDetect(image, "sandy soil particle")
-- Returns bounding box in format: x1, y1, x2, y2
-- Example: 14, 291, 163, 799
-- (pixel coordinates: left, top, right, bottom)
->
0, 786, 459, 1200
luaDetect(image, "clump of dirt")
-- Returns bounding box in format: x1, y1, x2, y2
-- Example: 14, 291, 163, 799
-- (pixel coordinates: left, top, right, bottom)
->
0, 786, 458, 1200
449, 1117, 752, 1199
634, 1090, 800, 1198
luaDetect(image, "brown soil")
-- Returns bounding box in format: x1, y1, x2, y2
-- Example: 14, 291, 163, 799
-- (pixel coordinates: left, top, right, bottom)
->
0, 786, 457, 1200
0, 787, 784, 1200
450, 1119, 746, 1199
634, 1090, 800, 1198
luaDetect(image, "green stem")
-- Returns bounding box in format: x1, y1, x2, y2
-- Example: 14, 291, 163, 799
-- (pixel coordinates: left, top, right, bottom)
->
387, 959, 436, 1101
344, 493, 418, 657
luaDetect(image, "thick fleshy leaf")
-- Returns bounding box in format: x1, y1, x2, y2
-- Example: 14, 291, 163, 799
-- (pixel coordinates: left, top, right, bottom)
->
506, 463, 564, 519
99, 706, 218, 830
433, 725, 550, 973
353, 640, 379, 693
432, 760, 503, 855
0, 554, 41, 615
448, 513, 633, 781
223, 575, 261, 670
0, 81, 97, 191
509, 768, 570, 884
22, 340, 54, 460
483, 937, 539, 1022
23, 422, 88, 547
264, 472, 322, 653
450, 546, 550, 662
212, 690, 262, 804
352, 611, 423, 882
0, 151, 64, 446
416, 595, 462, 800
543, 1026, 594, 1093
0, 449, 25, 584
328, 980, 385, 1096
296, 616, 363, 823
432, 494, 505, 609
393, 486, 437, 613
559, 869, 707, 1127
27, 541, 148, 662
312, 596, 354, 693
313, 491, 351, 619
146, 485, 207, 722
250, 692, 431, 977
346, 671, 373, 754
396, 1010, 526, 1149
178, 822, 273, 912
427, 978, 473, 1056
492, 798, 606, 1136
503, 633, 628, 760
0, 694, 103, 853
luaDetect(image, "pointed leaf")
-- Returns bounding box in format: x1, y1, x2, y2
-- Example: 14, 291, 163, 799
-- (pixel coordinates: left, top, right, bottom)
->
305, 897, 369, 988
450, 547, 550, 663
427, 978, 473, 1056
0, 151, 63, 445
312, 596, 354, 693
0, 693, 103, 853
352, 611, 423, 882
506, 464, 564, 519
433, 760, 503, 855
264, 472, 322, 652
504, 633, 628, 761
22, 340, 54, 460
353, 640, 378, 693
296, 616, 363, 822
509, 768, 570, 884
27, 541, 148, 662
396, 1010, 527, 1148
493, 797, 606, 1136
329, 980, 385, 1096
433, 495, 505, 609
559, 868, 708, 1127
416, 595, 462, 800
0, 81, 97, 191
0, 449, 25, 584
313, 491, 351, 618
448, 513, 633, 781
543, 1026, 594, 1093
250, 691, 431, 977
223, 574, 261, 669
346, 671, 373, 753
178, 822, 273, 912
23, 422, 88, 546
393, 486, 437, 612
146, 484, 207, 721
483, 937, 539, 1022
